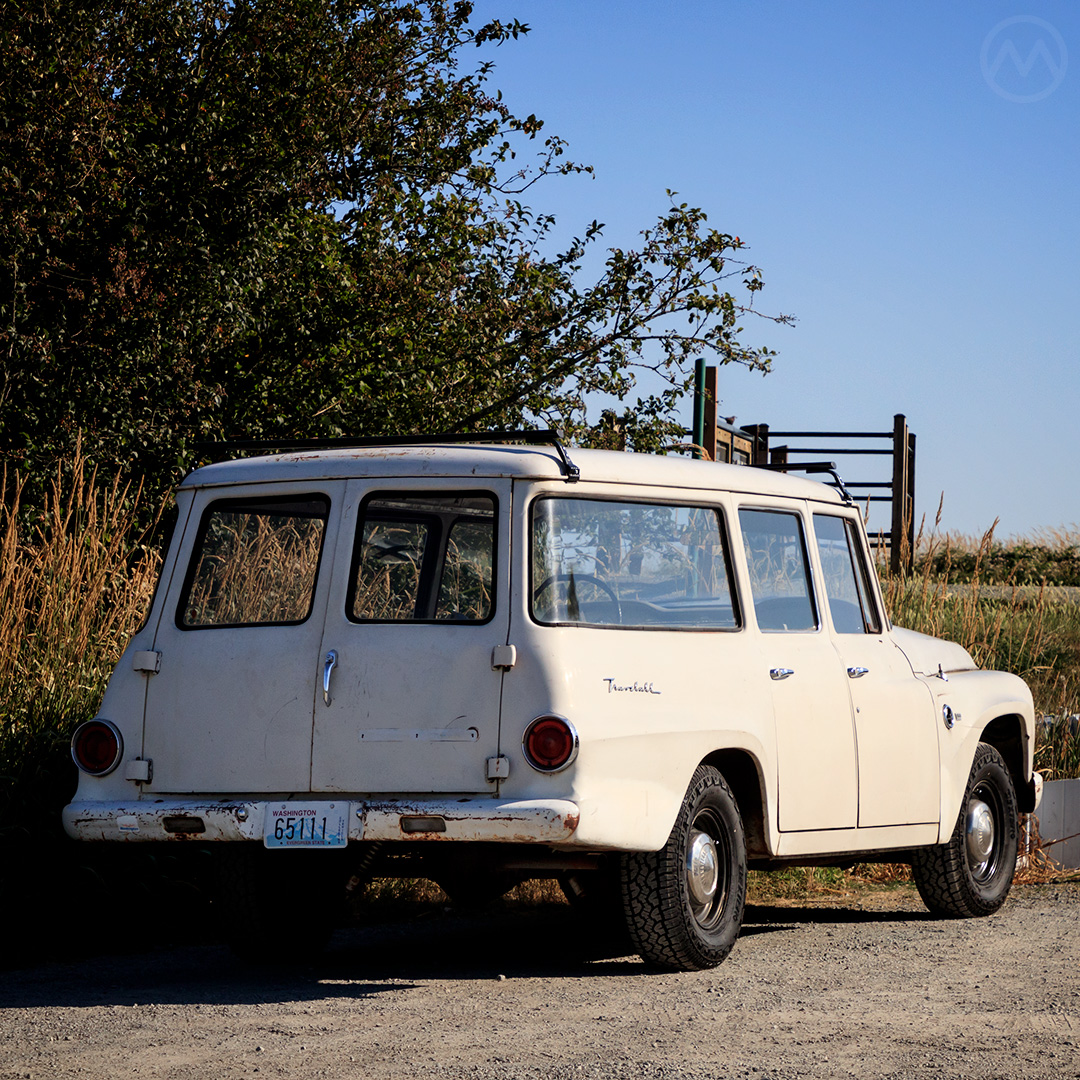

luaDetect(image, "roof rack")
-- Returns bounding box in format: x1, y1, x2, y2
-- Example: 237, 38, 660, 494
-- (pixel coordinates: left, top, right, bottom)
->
195, 429, 581, 483
755, 460, 854, 505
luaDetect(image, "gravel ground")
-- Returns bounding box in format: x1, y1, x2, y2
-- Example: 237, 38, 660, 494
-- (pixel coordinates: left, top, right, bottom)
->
2, 882, 1078, 1080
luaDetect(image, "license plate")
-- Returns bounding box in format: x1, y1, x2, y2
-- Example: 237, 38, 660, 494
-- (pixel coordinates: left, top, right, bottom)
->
264, 802, 349, 849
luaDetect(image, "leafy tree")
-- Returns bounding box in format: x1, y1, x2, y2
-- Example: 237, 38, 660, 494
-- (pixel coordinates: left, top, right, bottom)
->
1, 0, 789, 504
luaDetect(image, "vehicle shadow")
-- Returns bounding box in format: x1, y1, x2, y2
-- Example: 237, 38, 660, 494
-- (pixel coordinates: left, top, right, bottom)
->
745, 902, 932, 926
3, 904, 637, 1009
1, 898, 930, 1010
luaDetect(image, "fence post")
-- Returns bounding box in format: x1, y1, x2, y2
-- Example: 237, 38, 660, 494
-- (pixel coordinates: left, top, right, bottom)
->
890, 413, 911, 574
692, 358, 706, 459
907, 430, 916, 563
703, 366, 718, 462
743, 423, 770, 465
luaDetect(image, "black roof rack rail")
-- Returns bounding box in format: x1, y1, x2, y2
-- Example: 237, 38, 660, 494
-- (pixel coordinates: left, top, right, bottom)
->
194, 429, 581, 482
755, 460, 854, 505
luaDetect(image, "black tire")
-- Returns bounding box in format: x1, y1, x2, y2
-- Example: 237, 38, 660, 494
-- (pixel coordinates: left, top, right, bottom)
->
620, 765, 746, 971
911, 742, 1019, 918
217, 845, 345, 962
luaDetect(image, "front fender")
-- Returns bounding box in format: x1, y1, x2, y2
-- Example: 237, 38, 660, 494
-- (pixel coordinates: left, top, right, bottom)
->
925, 669, 1035, 837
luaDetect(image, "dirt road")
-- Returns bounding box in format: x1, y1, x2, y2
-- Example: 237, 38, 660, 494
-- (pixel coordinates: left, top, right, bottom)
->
2, 882, 1078, 1080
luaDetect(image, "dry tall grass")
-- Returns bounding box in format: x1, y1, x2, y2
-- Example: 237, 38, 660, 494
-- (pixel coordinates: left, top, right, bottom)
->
0, 450, 174, 960
0, 447, 163, 823
937, 522, 1080, 562
878, 515, 1080, 781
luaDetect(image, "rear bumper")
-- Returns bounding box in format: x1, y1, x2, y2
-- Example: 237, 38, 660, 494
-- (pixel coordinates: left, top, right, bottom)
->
62, 796, 581, 845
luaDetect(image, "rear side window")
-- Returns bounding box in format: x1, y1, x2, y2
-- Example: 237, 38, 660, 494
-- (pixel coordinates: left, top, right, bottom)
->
349, 493, 496, 623
813, 514, 882, 634
179, 495, 329, 628
530, 497, 739, 630
738, 508, 817, 632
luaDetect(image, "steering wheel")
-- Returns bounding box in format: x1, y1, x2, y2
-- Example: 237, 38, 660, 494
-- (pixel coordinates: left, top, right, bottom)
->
533, 573, 622, 623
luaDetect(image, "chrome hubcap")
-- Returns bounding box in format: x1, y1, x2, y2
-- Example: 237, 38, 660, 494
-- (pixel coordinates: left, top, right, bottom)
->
966, 797, 995, 877
687, 829, 719, 906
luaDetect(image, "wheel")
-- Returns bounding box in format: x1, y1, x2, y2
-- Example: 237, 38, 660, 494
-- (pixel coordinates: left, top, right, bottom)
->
911, 742, 1019, 918
533, 573, 621, 622
620, 765, 746, 971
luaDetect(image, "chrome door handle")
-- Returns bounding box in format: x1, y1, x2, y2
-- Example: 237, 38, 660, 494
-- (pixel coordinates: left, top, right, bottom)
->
322, 650, 338, 707
770, 668, 795, 681
847, 666, 869, 679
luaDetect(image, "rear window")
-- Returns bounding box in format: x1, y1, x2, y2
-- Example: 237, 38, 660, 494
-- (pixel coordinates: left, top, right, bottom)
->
348, 493, 496, 623
179, 495, 329, 628
530, 497, 739, 630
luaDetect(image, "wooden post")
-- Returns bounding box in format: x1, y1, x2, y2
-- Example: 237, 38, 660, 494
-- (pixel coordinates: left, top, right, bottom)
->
890, 413, 911, 574
742, 423, 770, 465
907, 430, 917, 563
692, 358, 706, 459
703, 366, 718, 462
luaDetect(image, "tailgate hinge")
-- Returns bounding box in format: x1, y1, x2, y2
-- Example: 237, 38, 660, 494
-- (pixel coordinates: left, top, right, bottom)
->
133, 650, 161, 675
491, 645, 517, 671
125, 758, 153, 783
486, 756, 510, 781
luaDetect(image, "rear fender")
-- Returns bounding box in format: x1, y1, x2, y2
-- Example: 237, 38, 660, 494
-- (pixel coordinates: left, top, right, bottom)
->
537, 729, 774, 852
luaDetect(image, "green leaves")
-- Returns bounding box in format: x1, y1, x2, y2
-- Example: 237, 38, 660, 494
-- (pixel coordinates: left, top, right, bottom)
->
1, 0, 787, 508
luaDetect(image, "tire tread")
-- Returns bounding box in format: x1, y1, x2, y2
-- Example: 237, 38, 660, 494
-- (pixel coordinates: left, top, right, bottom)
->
911, 742, 1018, 919
620, 765, 746, 971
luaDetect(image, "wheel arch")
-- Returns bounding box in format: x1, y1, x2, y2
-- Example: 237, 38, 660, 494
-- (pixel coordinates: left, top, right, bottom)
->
979, 712, 1036, 812
702, 747, 771, 858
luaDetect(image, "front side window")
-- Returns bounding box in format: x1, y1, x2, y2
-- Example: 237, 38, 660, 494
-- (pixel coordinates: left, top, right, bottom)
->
530, 497, 739, 630
349, 493, 495, 623
738, 508, 817, 632
813, 514, 882, 633
179, 495, 329, 628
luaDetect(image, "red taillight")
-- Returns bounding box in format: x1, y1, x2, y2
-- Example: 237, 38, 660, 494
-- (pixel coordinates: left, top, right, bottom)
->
522, 715, 579, 773
71, 719, 123, 776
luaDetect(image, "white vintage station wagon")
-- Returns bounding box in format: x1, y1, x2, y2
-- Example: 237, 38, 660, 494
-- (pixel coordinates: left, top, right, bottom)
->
64, 435, 1042, 970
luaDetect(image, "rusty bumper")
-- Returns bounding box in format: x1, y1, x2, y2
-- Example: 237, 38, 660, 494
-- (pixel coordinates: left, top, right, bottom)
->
62, 796, 581, 845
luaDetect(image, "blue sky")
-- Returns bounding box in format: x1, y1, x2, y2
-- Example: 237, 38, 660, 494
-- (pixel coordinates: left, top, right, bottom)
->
469, 1, 1079, 538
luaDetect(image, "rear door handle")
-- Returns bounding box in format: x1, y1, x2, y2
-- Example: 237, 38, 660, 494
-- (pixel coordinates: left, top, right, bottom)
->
770, 668, 795, 681
322, 649, 338, 706
847, 667, 869, 679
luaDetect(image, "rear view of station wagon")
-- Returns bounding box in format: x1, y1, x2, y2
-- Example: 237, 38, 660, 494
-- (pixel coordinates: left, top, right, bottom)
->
65, 435, 1042, 970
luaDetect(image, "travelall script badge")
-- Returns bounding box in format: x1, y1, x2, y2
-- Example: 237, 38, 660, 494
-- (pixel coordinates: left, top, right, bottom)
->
603, 678, 661, 695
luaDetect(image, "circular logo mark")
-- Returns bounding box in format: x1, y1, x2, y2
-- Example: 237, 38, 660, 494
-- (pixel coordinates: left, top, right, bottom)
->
981, 16, 1068, 103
